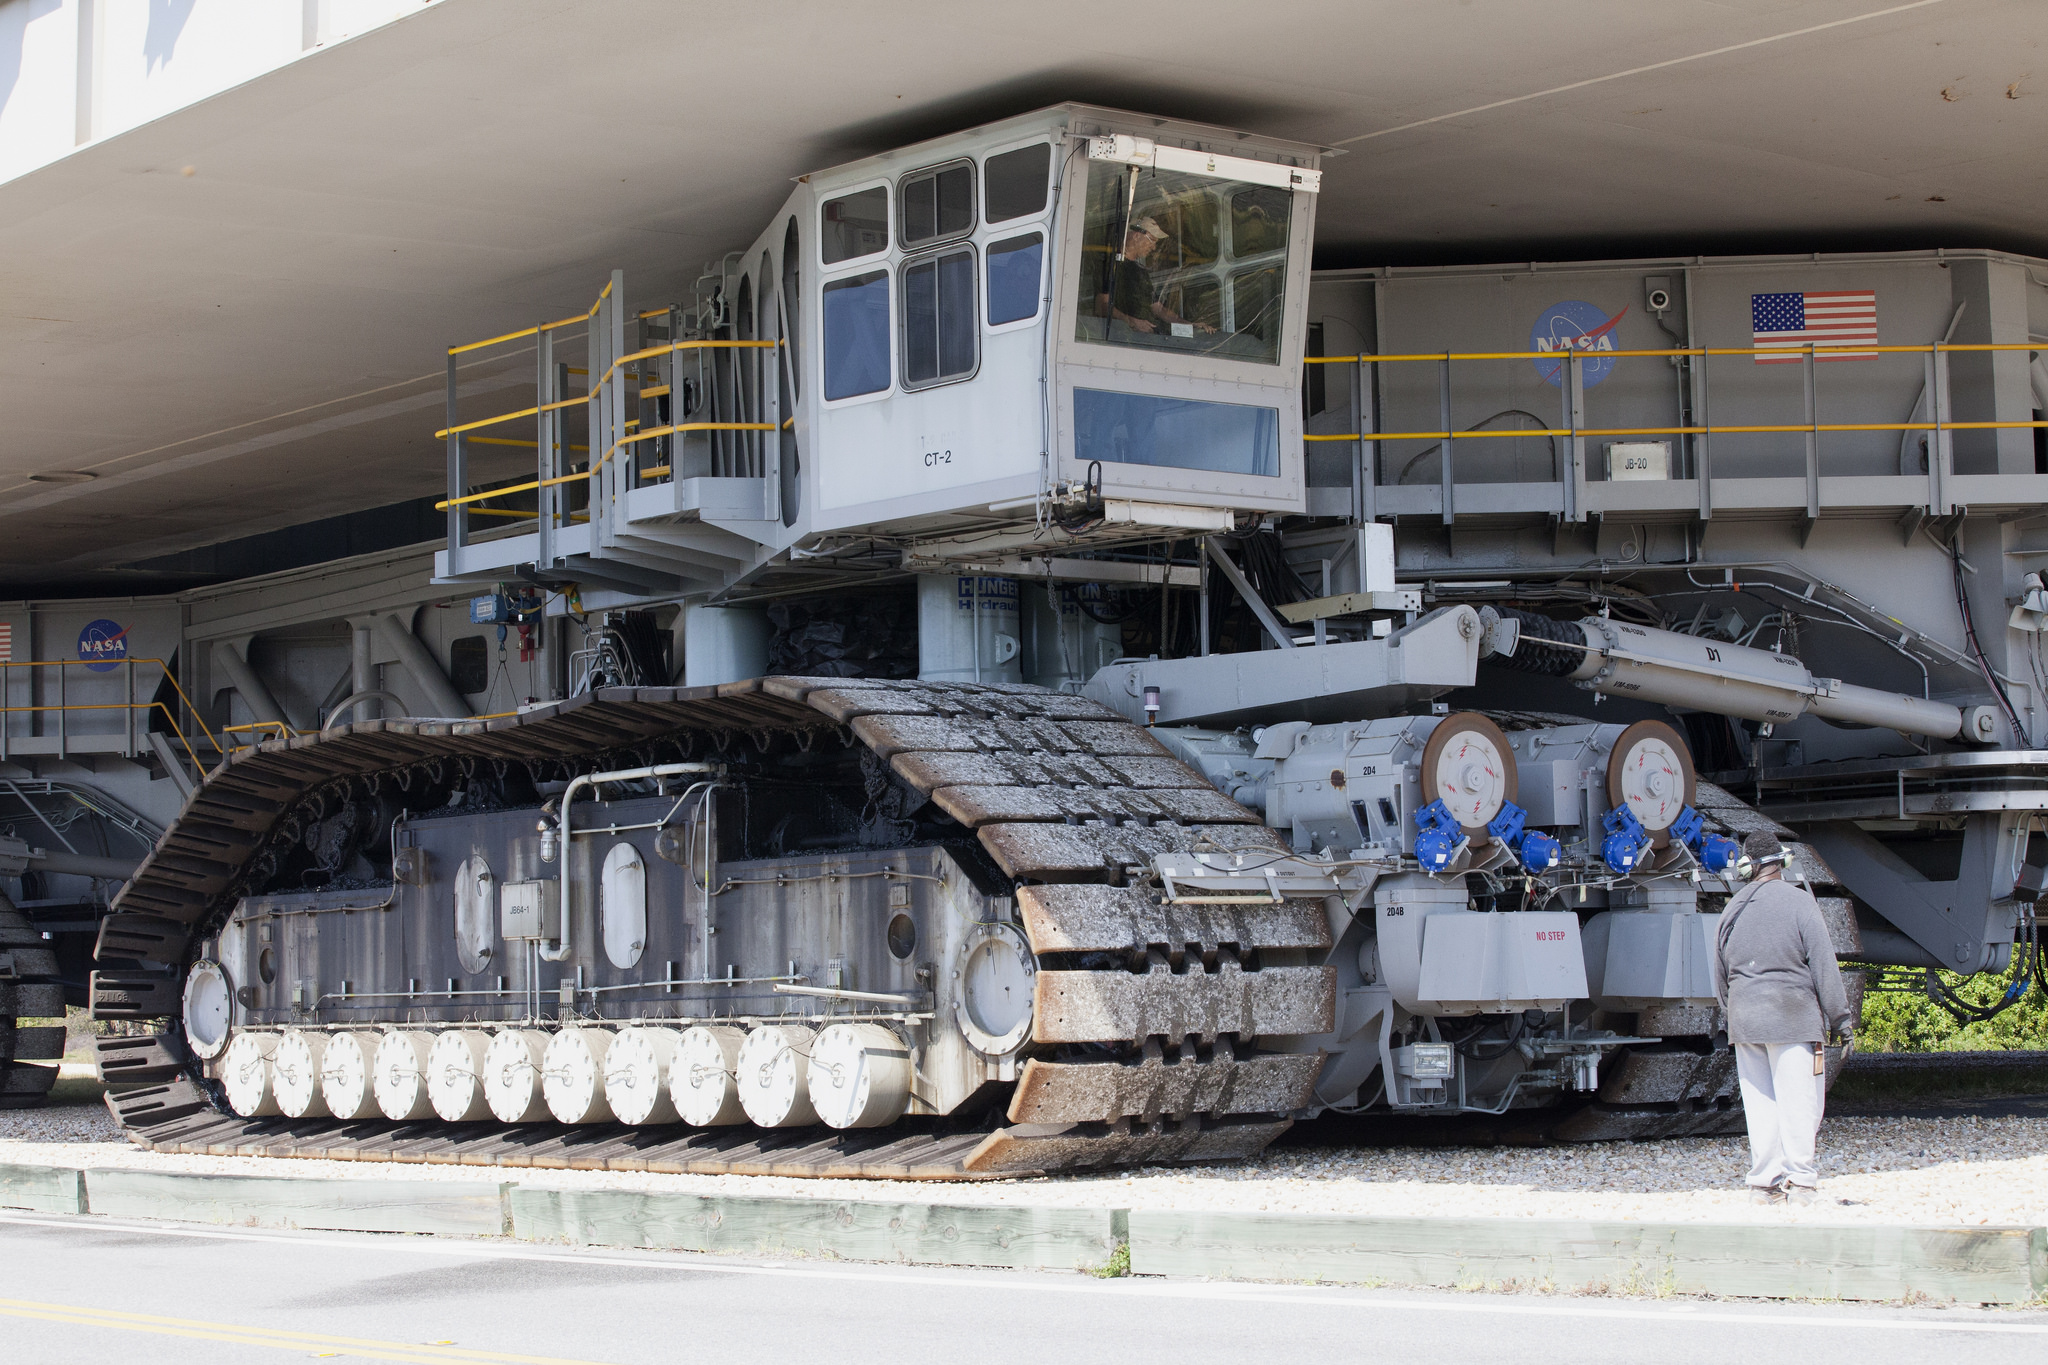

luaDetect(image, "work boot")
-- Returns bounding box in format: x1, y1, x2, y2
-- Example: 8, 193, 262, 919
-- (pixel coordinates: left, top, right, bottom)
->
1749, 1185, 1785, 1205
1787, 1186, 1816, 1207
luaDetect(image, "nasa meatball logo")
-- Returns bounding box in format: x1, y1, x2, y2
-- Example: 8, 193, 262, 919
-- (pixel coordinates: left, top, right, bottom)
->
1530, 300, 1628, 389
78, 619, 129, 672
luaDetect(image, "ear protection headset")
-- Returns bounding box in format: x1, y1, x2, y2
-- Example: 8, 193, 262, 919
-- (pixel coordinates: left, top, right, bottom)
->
1732, 844, 1796, 882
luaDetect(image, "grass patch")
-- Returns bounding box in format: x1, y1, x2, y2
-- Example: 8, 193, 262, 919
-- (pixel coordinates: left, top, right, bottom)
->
1090, 1242, 1131, 1278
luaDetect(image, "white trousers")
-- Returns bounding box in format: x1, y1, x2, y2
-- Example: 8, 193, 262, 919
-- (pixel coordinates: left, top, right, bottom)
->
1734, 1042, 1825, 1190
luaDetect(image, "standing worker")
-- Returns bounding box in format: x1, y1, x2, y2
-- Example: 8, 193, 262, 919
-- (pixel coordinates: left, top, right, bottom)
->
1711, 830, 1856, 1206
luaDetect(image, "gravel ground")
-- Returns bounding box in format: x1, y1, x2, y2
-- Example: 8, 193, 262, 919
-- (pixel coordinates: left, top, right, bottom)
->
4, 1099, 2043, 1227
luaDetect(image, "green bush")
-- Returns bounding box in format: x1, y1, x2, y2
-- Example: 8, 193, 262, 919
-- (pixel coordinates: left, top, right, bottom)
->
1857, 949, 2048, 1052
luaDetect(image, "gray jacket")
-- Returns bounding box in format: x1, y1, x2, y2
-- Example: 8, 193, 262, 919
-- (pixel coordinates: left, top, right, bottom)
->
1711, 877, 1853, 1044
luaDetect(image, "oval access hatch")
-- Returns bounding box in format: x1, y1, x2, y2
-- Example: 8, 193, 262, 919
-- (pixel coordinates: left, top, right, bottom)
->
601, 843, 647, 969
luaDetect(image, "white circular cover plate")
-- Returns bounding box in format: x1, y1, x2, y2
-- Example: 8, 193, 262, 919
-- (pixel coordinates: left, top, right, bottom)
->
672, 1025, 747, 1126
182, 961, 233, 1060
737, 1024, 817, 1128
320, 1032, 377, 1120
220, 1031, 280, 1117
543, 1027, 614, 1124
271, 1031, 330, 1119
483, 1029, 551, 1123
428, 1029, 492, 1122
955, 925, 1035, 1055
605, 1027, 679, 1126
808, 1023, 913, 1130
372, 1030, 434, 1121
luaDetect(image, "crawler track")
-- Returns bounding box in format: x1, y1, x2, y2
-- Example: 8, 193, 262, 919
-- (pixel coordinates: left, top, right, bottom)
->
94, 677, 1331, 1178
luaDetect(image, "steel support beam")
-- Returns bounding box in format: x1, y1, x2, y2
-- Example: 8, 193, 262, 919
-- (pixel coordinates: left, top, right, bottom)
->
374, 613, 473, 719
1204, 539, 1296, 650
210, 640, 290, 731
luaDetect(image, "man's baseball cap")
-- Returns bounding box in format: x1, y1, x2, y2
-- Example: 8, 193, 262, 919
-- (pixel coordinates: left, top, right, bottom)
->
1130, 217, 1168, 240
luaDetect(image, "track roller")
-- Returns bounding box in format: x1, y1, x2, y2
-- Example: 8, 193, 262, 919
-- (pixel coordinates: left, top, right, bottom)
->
427, 1030, 493, 1122
372, 1030, 435, 1120
672, 1025, 746, 1126
542, 1026, 615, 1124
270, 1031, 330, 1119
606, 1026, 681, 1126
220, 1032, 281, 1117
319, 1032, 379, 1120
738, 1024, 817, 1128
484, 1029, 550, 1122
808, 1023, 913, 1130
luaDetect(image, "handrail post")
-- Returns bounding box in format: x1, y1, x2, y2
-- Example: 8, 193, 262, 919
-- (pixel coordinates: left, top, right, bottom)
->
608, 268, 627, 544
1567, 350, 1587, 522
588, 284, 605, 547
56, 660, 66, 762
1347, 354, 1366, 526
124, 659, 135, 757
1438, 355, 1454, 527
1361, 357, 1381, 524
589, 292, 602, 546
536, 324, 554, 570
1803, 344, 1820, 529
1696, 347, 1713, 521
1933, 343, 1954, 514
446, 353, 465, 556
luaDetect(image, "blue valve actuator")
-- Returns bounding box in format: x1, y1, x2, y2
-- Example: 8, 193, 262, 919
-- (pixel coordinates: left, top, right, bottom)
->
1671, 804, 1739, 873
1517, 828, 1563, 872
1486, 800, 1561, 873
1412, 799, 1466, 872
1601, 804, 1651, 874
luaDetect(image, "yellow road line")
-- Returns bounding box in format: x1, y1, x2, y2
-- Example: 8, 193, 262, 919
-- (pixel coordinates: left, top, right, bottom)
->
0, 1298, 623, 1365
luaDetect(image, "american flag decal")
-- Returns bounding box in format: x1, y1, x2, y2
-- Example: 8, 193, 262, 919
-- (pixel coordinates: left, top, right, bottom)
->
0, 623, 11, 662
1751, 290, 1878, 363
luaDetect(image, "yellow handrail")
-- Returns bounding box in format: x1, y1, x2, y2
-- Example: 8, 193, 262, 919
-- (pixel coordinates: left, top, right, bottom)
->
1306, 420, 2048, 442
437, 420, 785, 510
437, 340, 782, 440
588, 337, 778, 401
446, 310, 594, 357
434, 395, 583, 441
435, 470, 585, 511
0, 700, 204, 771
223, 721, 299, 739
0, 657, 223, 762
1302, 342, 2048, 363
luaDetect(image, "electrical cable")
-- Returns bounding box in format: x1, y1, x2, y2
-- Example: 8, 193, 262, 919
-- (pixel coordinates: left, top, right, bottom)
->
1395, 409, 1559, 485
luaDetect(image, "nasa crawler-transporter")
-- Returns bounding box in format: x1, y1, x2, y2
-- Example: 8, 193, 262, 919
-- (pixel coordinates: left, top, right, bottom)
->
64, 106, 2045, 1177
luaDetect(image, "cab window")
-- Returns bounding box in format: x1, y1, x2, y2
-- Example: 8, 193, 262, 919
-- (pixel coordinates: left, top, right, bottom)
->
984, 144, 1051, 223
1072, 160, 1293, 365
900, 161, 974, 249
823, 269, 890, 399
987, 233, 1043, 326
902, 248, 977, 387
821, 187, 888, 265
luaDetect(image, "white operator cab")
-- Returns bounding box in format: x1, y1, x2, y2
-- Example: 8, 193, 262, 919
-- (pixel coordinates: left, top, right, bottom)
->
433, 106, 1322, 606
785, 104, 1323, 556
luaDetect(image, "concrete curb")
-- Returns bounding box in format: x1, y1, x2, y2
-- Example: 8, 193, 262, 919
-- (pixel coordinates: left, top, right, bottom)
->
83, 1169, 511, 1237
2, 1162, 2041, 1302
1129, 1209, 2048, 1303
512, 1187, 1123, 1269
0, 1162, 84, 1215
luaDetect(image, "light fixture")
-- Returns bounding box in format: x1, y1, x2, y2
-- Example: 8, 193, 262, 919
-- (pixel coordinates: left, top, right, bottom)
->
28, 471, 96, 484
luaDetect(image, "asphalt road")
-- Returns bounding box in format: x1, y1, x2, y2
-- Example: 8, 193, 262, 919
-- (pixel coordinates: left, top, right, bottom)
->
1, 1211, 2044, 1365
